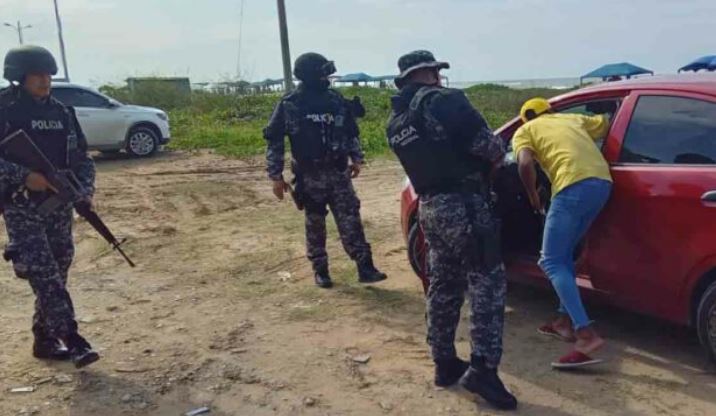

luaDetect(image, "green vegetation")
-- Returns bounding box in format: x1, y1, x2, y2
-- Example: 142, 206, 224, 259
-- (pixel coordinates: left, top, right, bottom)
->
100, 83, 569, 159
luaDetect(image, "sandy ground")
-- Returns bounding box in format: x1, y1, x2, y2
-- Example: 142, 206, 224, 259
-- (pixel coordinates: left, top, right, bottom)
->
0, 151, 715, 416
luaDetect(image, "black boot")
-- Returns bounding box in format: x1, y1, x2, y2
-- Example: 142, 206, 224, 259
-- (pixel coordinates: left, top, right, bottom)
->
65, 333, 100, 369
357, 258, 387, 284
459, 355, 518, 411
434, 357, 469, 387
314, 266, 333, 289
33, 338, 71, 361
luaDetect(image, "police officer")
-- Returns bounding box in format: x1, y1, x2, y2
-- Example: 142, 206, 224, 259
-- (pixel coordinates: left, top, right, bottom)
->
386, 51, 517, 410
264, 52, 386, 288
0, 45, 99, 368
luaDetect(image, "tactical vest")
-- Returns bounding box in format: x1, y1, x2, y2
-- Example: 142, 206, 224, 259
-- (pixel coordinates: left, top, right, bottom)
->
386, 86, 481, 195
1, 89, 77, 170
283, 89, 353, 168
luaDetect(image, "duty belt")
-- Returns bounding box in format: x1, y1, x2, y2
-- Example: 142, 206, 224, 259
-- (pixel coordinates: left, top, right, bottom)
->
421, 177, 488, 198
292, 155, 348, 173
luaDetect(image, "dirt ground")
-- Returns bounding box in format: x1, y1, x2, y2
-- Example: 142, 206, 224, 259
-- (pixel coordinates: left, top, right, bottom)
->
0, 151, 715, 416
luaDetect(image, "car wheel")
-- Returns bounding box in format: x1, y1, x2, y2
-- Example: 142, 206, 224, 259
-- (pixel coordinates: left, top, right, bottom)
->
126, 126, 159, 157
407, 221, 429, 294
696, 280, 716, 362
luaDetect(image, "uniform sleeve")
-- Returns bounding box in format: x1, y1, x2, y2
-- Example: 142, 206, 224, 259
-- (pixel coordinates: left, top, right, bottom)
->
511, 125, 534, 158
429, 90, 506, 163
582, 114, 610, 141
347, 136, 365, 164
69, 108, 96, 198
263, 100, 286, 180
0, 108, 31, 188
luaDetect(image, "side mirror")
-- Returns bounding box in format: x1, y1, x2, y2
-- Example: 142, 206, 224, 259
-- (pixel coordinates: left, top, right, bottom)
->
106, 99, 120, 109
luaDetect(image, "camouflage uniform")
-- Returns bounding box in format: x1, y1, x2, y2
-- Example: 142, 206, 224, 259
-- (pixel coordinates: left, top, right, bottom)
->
0, 86, 95, 341
301, 167, 371, 270
387, 49, 516, 409
420, 193, 507, 367
387, 81, 508, 368
264, 84, 372, 273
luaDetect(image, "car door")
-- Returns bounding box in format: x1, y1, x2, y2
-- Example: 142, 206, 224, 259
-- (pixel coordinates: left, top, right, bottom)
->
52, 87, 126, 148
497, 97, 622, 285
586, 90, 716, 322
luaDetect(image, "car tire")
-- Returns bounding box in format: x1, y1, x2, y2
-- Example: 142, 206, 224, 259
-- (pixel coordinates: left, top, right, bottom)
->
126, 126, 159, 157
696, 280, 716, 362
407, 221, 429, 293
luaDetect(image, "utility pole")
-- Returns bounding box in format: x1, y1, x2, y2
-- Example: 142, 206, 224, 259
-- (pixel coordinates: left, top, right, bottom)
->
276, 0, 294, 91
236, 0, 245, 80
53, 0, 71, 82
3, 21, 32, 44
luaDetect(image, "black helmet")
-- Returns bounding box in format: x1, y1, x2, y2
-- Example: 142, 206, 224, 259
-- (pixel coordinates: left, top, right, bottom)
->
3, 45, 58, 83
293, 52, 336, 81
394, 50, 449, 88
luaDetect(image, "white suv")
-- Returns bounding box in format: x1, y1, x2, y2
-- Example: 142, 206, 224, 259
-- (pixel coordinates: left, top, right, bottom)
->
51, 83, 171, 157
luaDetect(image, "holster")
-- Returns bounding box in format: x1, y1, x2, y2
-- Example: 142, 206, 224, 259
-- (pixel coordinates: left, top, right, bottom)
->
461, 181, 502, 271
290, 160, 329, 215
476, 218, 502, 270
289, 174, 305, 211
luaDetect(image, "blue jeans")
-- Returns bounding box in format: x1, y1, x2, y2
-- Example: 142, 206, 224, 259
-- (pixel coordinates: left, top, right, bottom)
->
538, 178, 612, 330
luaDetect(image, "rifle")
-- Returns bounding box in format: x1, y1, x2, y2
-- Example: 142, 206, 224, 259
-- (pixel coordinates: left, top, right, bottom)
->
0, 129, 135, 267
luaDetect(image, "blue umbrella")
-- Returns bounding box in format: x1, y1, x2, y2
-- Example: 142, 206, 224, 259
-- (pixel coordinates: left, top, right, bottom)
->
580, 62, 654, 84
336, 73, 375, 83
679, 55, 716, 72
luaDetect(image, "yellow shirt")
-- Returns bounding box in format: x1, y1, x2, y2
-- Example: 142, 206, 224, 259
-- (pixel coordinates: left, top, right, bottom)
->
512, 113, 612, 197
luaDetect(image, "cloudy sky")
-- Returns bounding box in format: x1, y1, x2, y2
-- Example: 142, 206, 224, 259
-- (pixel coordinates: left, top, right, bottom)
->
1, 0, 714, 87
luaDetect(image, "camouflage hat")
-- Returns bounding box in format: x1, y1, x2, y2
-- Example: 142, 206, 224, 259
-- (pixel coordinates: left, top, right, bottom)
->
3, 45, 58, 83
395, 50, 449, 88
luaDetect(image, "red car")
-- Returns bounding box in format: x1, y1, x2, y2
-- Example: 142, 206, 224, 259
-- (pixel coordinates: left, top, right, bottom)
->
401, 74, 716, 360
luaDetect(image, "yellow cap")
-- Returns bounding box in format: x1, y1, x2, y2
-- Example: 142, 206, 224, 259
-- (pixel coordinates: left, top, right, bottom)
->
520, 97, 552, 123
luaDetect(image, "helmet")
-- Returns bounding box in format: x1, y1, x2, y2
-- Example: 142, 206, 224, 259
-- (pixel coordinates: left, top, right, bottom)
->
3, 45, 58, 83
293, 52, 336, 81
520, 97, 552, 123
394, 50, 449, 88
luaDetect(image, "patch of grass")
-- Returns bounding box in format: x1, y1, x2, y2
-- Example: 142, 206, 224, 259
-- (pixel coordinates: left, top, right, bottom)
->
100, 84, 570, 160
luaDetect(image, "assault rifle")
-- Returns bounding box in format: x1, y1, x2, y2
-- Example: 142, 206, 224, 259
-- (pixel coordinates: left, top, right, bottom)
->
0, 130, 135, 267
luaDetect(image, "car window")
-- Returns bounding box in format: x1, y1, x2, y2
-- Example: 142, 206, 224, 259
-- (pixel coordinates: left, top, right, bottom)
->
503, 99, 619, 151
52, 87, 108, 108
560, 100, 619, 118
558, 100, 619, 149
619, 96, 716, 165
51, 88, 78, 106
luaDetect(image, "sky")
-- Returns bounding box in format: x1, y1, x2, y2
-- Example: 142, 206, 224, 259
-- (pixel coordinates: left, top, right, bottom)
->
0, 0, 714, 87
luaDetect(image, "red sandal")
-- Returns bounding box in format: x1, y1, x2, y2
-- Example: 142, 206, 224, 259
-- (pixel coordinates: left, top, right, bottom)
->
538, 324, 576, 342
551, 350, 603, 369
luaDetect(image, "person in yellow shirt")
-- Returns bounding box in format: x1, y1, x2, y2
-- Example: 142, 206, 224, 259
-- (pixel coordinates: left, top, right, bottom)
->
512, 97, 612, 369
